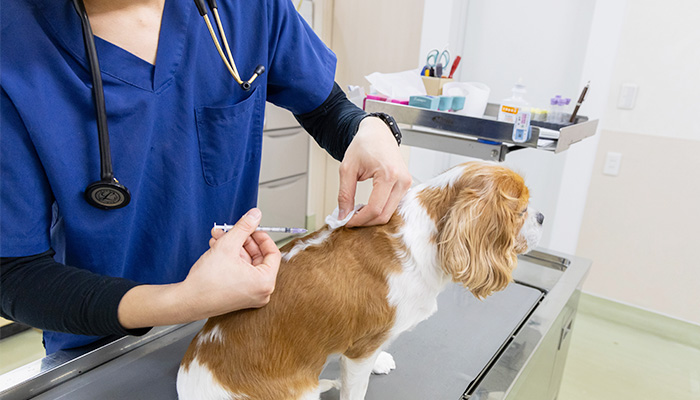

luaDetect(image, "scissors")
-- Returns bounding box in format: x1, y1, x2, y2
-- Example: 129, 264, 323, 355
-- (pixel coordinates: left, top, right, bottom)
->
423, 49, 451, 77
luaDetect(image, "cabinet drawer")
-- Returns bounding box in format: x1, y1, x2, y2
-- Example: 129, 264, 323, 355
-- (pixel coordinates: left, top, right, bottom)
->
260, 128, 308, 184
257, 174, 307, 242
264, 102, 299, 130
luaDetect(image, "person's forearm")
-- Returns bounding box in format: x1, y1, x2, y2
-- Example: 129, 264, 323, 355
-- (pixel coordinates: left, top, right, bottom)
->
117, 282, 195, 329
0, 250, 149, 337
294, 81, 367, 161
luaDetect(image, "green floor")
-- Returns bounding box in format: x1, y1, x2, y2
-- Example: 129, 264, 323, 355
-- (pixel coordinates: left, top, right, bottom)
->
1, 295, 699, 399
558, 300, 700, 400
0, 328, 44, 375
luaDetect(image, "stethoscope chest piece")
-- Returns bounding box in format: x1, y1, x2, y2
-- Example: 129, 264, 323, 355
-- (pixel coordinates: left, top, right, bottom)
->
85, 179, 131, 210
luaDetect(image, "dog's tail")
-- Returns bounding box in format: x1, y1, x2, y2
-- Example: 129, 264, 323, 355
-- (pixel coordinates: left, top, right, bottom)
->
318, 379, 340, 393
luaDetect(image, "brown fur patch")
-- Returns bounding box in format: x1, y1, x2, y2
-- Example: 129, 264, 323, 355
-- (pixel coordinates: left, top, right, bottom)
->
181, 216, 405, 399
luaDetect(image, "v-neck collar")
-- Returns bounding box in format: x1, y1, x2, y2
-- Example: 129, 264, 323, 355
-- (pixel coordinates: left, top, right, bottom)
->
35, 0, 194, 92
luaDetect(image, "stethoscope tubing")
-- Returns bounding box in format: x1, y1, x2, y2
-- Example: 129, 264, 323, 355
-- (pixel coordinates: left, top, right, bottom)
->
71, 0, 115, 182
69, 0, 265, 209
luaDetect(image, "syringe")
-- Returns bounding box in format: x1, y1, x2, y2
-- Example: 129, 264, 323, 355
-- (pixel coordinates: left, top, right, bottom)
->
213, 223, 307, 235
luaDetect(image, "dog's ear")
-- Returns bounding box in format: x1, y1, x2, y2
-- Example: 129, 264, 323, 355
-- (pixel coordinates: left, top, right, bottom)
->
437, 174, 525, 299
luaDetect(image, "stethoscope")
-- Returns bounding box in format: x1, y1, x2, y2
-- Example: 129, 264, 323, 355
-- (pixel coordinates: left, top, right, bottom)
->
70, 0, 265, 210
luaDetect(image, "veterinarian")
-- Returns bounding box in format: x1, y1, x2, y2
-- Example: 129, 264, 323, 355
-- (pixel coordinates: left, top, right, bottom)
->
0, 0, 411, 354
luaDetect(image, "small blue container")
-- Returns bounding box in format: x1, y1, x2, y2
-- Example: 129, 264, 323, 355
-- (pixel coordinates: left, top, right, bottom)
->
438, 96, 454, 111
450, 96, 466, 111
409, 95, 439, 110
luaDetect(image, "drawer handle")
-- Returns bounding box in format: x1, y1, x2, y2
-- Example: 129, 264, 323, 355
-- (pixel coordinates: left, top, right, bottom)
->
264, 128, 303, 138
261, 175, 304, 190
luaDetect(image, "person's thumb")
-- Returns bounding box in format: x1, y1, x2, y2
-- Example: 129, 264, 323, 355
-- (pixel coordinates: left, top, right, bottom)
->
219, 208, 261, 250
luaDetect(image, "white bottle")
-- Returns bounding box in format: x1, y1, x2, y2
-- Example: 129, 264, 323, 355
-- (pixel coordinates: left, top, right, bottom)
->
498, 81, 530, 123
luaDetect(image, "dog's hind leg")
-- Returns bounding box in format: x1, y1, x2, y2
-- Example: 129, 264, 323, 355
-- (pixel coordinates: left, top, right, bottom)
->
318, 379, 340, 392
339, 349, 382, 400
299, 379, 339, 400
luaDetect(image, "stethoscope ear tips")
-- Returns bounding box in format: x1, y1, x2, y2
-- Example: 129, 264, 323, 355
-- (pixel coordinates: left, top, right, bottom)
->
85, 178, 131, 210
240, 65, 266, 91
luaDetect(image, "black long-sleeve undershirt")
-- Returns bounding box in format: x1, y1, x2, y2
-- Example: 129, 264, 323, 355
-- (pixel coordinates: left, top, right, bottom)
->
295, 82, 368, 161
0, 249, 149, 338
0, 82, 366, 341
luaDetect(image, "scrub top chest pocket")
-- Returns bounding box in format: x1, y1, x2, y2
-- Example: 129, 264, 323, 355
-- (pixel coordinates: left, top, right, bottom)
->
195, 89, 264, 187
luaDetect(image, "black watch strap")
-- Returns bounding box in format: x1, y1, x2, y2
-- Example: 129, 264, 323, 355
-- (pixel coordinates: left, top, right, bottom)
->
368, 112, 402, 146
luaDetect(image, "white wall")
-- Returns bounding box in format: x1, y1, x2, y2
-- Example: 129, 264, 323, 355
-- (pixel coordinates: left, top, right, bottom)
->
576, 0, 700, 323
412, 0, 615, 251
417, 0, 700, 323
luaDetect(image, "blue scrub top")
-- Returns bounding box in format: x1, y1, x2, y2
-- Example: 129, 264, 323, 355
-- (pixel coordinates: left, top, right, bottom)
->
0, 0, 336, 353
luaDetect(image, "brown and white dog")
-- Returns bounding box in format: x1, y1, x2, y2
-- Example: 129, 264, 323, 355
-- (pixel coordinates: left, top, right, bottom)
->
177, 161, 544, 400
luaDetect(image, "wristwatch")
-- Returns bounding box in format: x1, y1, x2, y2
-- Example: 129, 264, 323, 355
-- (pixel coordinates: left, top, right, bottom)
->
367, 112, 402, 146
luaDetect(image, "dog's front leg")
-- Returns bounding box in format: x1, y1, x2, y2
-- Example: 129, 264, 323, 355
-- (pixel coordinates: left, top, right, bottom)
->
339, 349, 382, 400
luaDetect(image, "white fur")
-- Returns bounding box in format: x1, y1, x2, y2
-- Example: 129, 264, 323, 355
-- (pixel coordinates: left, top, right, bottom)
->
521, 207, 543, 251
339, 349, 383, 400
282, 229, 332, 262
282, 204, 368, 262
386, 186, 450, 338
371, 352, 396, 375
177, 358, 246, 400
197, 324, 224, 345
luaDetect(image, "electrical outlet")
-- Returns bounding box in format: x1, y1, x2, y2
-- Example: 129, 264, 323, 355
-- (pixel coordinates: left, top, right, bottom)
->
603, 152, 622, 176
617, 83, 638, 110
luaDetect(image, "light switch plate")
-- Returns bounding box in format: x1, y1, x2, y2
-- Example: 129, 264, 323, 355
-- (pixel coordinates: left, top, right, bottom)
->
603, 152, 622, 176
617, 83, 638, 110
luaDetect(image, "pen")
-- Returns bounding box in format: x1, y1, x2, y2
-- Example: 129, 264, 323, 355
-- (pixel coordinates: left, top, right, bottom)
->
569, 81, 590, 123
448, 55, 461, 79
213, 223, 308, 235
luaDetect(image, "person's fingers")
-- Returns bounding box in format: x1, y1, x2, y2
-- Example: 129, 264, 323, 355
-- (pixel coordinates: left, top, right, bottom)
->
252, 231, 281, 273
337, 163, 358, 221
215, 208, 261, 251
356, 171, 412, 226
210, 226, 226, 240
243, 235, 263, 264
240, 247, 253, 264
346, 176, 394, 227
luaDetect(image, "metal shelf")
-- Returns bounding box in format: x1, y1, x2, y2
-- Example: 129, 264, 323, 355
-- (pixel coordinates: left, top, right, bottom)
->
365, 100, 599, 161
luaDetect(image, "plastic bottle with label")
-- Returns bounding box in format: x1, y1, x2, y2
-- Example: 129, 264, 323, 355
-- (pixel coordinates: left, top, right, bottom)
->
498, 81, 530, 123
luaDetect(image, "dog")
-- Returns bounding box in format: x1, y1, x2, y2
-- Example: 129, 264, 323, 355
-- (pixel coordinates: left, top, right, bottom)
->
177, 161, 544, 400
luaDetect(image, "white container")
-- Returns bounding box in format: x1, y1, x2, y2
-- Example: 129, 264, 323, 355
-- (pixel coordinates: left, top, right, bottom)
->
498, 82, 529, 123
442, 82, 491, 118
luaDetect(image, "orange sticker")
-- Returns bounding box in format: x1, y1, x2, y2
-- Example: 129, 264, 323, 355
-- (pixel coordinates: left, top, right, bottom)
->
501, 105, 519, 114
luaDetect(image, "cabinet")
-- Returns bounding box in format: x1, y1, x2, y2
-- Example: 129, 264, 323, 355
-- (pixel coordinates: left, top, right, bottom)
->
259, 103, 309, 242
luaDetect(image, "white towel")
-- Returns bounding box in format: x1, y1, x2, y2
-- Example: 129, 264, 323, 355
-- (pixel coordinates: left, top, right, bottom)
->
325, 204, 365, 229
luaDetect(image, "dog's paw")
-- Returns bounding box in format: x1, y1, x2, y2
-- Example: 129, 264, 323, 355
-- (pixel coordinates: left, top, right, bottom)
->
372, 351, 396, 375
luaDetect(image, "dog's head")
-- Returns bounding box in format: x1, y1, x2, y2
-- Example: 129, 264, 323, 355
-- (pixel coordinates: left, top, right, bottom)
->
419, 162, 543, 299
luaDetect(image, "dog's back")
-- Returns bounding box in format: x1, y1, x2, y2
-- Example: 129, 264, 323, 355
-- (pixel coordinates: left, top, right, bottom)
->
177, 217, 404, 400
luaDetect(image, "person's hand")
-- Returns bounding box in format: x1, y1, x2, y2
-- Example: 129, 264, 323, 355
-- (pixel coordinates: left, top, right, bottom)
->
117, 208, 281, 329
338, 116, 412, 227
181, 208, 281, 317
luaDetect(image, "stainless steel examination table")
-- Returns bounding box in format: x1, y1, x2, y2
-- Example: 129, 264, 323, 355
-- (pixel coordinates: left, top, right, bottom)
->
0, 249, 590, 400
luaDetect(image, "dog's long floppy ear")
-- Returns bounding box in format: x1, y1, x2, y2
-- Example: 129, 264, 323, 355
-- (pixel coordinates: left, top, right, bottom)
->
437, 170, 527, 299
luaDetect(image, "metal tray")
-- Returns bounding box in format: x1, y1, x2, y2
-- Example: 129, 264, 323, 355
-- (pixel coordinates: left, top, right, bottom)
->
364, 101, 599, 161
